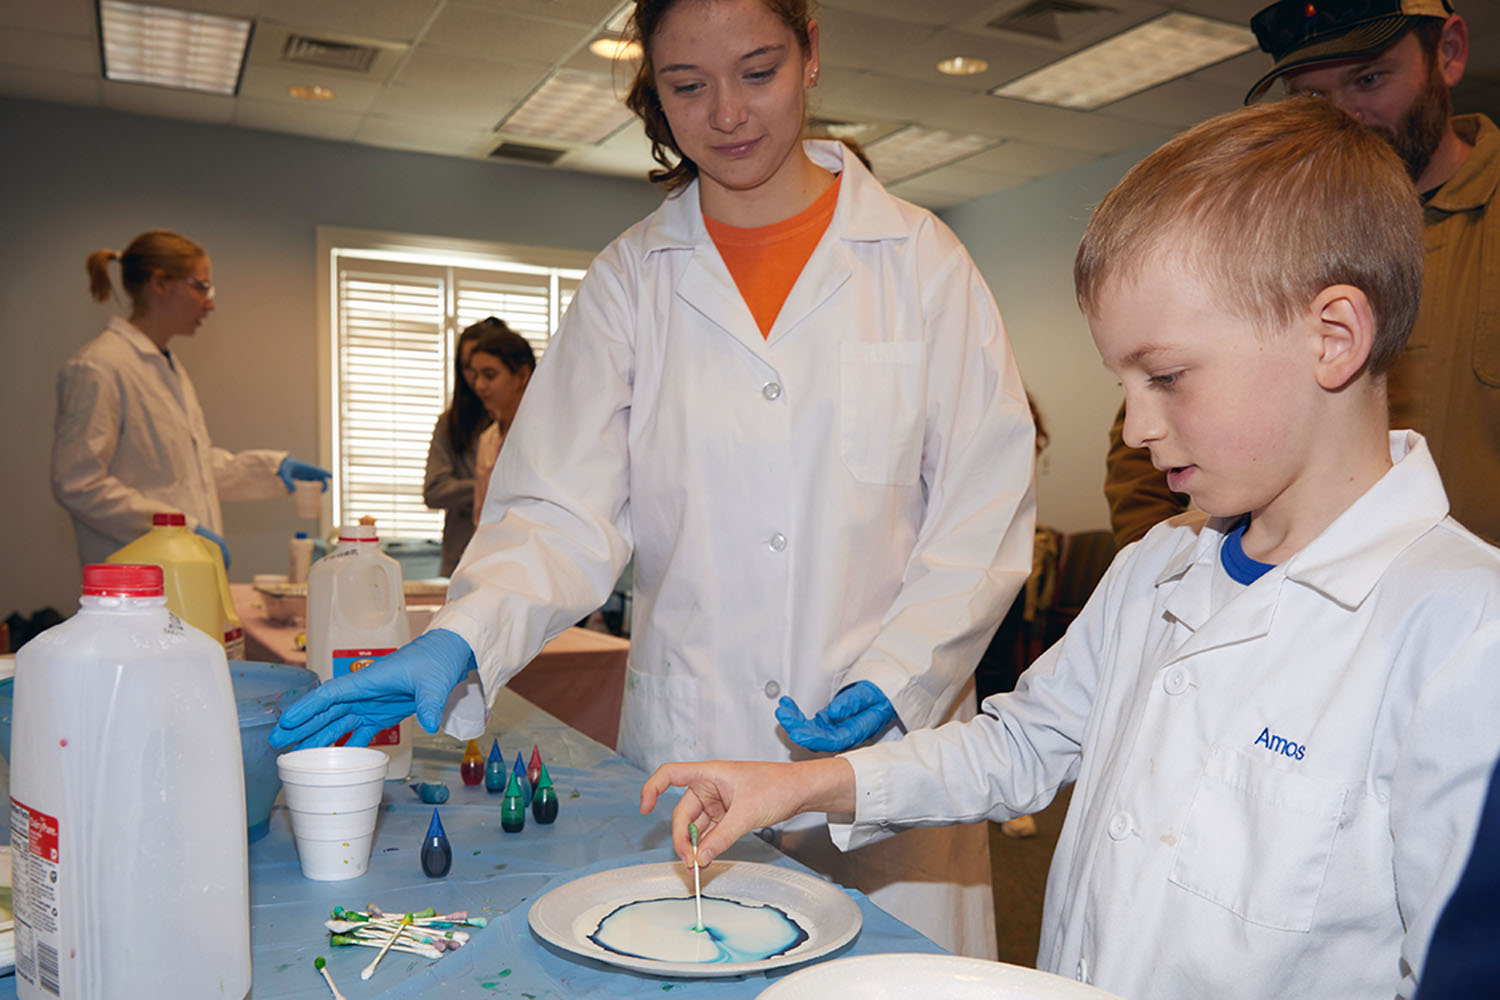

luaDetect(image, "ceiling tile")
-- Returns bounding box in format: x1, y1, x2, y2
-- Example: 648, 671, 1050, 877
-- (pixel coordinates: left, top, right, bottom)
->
422, 8, 588, 65
813, 69, 983, 127
354, 114, 491, 155
102, 79, 235, 123
0, 0, 95, 35
878, 26, 1068, 93
376, 46, 549, 126
233, 97, 363, 140
556, 117, 658, 178
924, 93, 1174, 152
1100, 76, 1245, 129
819, 0, 1012, 30
0, 26, 99, 76
959, 140, 1097, 177
255, 0, 443, 43
815, 7, 940, 73
453, 0, 624, 29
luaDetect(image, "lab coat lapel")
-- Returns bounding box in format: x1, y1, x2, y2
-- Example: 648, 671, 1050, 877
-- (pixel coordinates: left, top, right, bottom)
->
1156, 520, 1278, 665
676, 247, 768, 358
765, 232, 850, 346
111, 318, 196, 423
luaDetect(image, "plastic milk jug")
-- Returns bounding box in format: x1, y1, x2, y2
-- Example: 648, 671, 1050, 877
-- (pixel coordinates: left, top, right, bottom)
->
106, 512, 244, 657
10, 564, 251, 1000
306, 517, 413, 780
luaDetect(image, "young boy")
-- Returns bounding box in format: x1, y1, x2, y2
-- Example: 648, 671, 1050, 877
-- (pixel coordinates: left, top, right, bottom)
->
640, 97, 1500, 1000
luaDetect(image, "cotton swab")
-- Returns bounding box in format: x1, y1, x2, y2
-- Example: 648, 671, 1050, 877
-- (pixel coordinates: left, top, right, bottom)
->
313, 956, 348, 1000
360, 911, 412, 980
689, 822, 705, 932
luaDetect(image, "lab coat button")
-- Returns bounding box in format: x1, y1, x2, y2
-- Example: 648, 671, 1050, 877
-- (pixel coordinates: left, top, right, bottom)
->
762, 381, 783, 401
1107, 812, 1132, 841
1163, 667, 1190, 695
764, 681, 781, 698
768, 532, 788, 552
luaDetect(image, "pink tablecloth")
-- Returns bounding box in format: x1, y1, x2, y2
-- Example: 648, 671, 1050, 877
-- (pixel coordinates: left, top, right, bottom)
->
231, 583, 629, 749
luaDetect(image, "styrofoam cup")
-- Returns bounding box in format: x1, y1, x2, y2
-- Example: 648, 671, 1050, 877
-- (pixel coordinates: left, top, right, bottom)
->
277, 746, 389, 880
293, 480, 322, 519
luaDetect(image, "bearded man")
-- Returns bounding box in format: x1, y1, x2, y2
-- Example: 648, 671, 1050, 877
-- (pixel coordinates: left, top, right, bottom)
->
1103, 0, 1500, 547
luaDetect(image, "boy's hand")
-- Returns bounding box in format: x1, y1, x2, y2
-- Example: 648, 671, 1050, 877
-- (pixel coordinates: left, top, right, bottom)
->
640, 758, 856, 869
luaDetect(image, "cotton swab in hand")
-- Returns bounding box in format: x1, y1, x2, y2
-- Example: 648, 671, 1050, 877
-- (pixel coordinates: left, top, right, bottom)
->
313, 956, 348, 1000
361, 912, 412, 980
690, 822, 705, 932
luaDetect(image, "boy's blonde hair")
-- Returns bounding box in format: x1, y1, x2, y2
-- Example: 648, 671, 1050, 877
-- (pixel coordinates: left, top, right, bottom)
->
1075, 97, 1423, 376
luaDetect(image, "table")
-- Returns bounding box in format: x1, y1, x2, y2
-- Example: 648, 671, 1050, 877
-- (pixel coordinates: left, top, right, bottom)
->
231, 583, 630, 748
0, 690, 944, 999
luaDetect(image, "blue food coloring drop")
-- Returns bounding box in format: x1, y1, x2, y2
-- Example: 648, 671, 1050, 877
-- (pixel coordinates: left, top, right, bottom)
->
511, 752, 531, 804
421, 808, 452, 878
485, 739, 506, 793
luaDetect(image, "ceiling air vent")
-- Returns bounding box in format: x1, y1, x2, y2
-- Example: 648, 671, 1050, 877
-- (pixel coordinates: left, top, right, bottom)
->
489, 141, 568, 165
987, 0, 1117, 42
281, 34, 381, 73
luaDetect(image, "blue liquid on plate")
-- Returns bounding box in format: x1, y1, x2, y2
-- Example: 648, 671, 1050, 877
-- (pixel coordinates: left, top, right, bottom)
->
589, 896, 809, 964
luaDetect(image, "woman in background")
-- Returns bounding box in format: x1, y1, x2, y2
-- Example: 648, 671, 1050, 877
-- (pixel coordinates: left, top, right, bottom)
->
468, 321, 536, 523
424, 319, 498, 576
54, 228, 328, 567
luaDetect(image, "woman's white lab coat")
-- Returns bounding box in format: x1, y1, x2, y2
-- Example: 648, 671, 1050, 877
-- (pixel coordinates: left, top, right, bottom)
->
52, 316, 287, 565
836, 433, 1500, 999
433, 141, 1036, 956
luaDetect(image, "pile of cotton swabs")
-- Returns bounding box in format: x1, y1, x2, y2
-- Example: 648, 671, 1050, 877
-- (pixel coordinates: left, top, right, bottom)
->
325, 904, 488, 962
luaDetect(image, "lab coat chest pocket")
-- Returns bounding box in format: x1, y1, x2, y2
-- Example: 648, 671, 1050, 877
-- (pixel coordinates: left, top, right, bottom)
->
1169, 745, 1346, 932
839, 341, 926, 486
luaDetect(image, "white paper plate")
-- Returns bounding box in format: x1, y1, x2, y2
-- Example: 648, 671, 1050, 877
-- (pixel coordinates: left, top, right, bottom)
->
756, 954, 1123, 999
529, 861, 861, 978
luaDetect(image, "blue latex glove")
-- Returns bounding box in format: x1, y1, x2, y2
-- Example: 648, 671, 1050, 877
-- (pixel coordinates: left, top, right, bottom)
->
776, 681, 897, 753
277, 456, 331, 493
193, 524, 230, 569
268, 629, 476, 749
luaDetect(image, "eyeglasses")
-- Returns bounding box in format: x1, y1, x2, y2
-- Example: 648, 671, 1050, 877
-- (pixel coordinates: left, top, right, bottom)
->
182, 276, 216, 301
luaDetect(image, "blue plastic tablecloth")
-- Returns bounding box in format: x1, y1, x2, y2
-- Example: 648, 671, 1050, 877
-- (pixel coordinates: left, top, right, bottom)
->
0, 689, 943, 998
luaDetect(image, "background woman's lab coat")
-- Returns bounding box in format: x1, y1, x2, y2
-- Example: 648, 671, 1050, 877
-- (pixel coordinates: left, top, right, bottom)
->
433, 142, 1036, 956
52, 316, 287, 565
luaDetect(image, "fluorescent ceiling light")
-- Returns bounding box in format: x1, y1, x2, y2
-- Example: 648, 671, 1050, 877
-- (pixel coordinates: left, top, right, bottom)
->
99, 0, 253, 96
499, 70, 634, 146
289, 85, 336, 101
864, 126, 997, 183
937, 56, 989, 77
589, 38, 642, 62
990, 12, 1255, 111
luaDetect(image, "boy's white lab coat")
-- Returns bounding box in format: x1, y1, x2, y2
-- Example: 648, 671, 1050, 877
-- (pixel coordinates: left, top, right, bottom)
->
52, 316, 287, 565
433, 141, 1036, 958
837, 432, 1500, 999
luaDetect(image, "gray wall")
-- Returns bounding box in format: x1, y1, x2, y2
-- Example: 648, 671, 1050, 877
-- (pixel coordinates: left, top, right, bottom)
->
940, 143, 1157, 538
0, 96, 662, 621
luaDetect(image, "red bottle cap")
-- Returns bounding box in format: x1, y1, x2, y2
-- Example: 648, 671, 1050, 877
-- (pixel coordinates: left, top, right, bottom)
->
82, 563, 165, 597
152, 512, 187, 526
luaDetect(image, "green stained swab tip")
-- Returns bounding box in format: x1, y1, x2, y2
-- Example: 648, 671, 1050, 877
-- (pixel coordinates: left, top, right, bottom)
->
314, 956, 326, 970
689, 822, 699, 848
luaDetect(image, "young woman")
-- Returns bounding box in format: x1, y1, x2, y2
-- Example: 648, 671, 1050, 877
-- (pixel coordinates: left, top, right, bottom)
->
54, 229, 328, 566
273, 0, 1035, 957
423, 318, 512, 576
466, 322, 535, 525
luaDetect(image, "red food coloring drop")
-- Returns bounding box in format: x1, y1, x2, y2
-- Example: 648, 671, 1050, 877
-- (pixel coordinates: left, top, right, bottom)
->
59, 738, 68, 747
1305, 3, 1316, 17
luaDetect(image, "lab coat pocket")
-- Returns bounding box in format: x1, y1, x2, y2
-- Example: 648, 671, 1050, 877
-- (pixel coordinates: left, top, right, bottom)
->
840, 341, 926, 486
1168, 745, 1346, 932
617, 661, 701, 772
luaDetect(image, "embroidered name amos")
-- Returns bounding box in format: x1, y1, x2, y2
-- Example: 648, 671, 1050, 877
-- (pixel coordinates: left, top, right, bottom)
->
1254, 726, 1306, 760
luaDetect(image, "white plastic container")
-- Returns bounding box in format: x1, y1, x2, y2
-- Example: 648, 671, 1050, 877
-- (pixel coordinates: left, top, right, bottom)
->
288, 531, 314, 584
10, 563, 250, 1000
306, 518, 413, 780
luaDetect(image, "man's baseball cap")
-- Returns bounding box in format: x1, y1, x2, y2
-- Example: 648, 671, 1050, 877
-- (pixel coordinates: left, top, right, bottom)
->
1245, 0, 1454, 103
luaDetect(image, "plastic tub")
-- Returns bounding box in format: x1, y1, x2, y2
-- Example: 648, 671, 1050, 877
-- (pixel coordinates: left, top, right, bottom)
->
231, 660, 320, 841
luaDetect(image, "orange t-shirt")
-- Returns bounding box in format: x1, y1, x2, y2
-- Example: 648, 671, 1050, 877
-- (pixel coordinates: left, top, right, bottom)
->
703, 176, 842, 338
